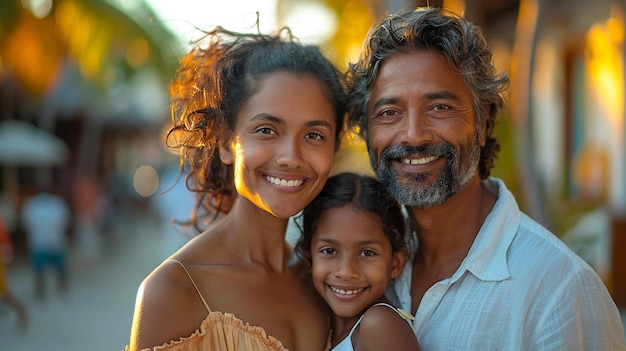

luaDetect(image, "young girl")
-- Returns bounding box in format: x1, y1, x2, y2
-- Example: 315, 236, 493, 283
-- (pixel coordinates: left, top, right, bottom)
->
127, 26, 347, 351
297, 172, 420, 351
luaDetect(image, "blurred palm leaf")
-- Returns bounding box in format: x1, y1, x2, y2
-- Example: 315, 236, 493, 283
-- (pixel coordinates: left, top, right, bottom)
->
0, 0, 181, 96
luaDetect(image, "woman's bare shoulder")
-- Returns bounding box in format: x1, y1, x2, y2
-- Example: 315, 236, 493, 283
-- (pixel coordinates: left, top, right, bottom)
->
142, 258, 196, 296
129, 258, 209, 350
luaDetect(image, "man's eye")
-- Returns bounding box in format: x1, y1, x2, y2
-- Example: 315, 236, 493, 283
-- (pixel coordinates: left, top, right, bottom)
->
379, 109, 397, 117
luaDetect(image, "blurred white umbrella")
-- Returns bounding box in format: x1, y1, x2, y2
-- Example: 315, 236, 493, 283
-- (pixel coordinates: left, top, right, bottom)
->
0, 119, 68, 166
0, 120, 69, 226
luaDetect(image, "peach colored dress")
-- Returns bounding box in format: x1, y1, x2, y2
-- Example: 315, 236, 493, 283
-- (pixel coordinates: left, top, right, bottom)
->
126, 260, 331, 351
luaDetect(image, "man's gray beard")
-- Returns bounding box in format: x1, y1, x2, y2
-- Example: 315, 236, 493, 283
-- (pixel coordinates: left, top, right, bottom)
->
368, 138, 481, 208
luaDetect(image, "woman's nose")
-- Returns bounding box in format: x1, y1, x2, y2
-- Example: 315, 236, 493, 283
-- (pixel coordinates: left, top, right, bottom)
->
275, 138, 304, 169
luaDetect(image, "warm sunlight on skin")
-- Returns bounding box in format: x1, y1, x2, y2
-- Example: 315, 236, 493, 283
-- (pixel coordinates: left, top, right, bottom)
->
231, 135, 267, 211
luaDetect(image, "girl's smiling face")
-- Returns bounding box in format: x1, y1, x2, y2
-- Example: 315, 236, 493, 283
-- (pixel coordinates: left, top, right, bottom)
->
310, 205, 406, 321
219, 72, 337, 218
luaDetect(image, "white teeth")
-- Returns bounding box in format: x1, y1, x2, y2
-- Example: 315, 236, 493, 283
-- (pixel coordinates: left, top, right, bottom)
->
330, 286, 364, 295
401, 156, 438, 165
266, 176, 303, 187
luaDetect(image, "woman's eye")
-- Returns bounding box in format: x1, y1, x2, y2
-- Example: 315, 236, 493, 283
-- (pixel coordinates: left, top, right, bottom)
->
256, 127, 275, 135
305, 132, 324, 140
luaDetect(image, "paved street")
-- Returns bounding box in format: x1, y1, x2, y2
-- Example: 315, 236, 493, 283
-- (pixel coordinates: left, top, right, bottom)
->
0, 213, 184, 351
1, 213, 625, 351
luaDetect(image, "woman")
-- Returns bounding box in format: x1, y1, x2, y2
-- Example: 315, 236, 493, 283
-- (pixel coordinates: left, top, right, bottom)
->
127, 26, 347, 351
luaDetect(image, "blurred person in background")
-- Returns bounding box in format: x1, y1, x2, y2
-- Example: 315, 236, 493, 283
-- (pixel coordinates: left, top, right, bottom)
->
346, 7, 626, 350
0, 212, 28, 330
21, 183, 72, 300
127, 24, 347, 351
72, 173, 104, 261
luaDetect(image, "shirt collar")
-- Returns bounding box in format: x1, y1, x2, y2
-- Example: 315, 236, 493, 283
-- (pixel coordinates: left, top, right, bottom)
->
450, 178, 520, 283
390, 178, 522, 310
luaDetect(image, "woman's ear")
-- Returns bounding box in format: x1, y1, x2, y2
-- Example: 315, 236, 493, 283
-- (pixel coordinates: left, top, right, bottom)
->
390, 248, 409, 279
218, 132, 235, 165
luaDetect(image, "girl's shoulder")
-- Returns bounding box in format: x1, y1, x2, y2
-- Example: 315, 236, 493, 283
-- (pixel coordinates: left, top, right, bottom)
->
359, 303, 413, 327
354, 303, 420, 351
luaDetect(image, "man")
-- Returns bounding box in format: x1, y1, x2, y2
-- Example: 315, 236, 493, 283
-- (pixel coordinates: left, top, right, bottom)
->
346, 7, 625, 350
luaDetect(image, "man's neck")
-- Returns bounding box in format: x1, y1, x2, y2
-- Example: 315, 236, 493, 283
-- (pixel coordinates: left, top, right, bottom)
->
406, 177, 496, 312
407, 176, 496, 272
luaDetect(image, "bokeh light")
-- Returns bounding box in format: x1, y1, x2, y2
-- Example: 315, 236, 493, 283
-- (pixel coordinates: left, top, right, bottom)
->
133, 165, 159, 197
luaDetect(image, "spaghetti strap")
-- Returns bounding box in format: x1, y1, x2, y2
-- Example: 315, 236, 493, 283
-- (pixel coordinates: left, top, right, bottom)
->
347, 303, 414, 338
369, 302, 415, 322
169, 259, 212, 313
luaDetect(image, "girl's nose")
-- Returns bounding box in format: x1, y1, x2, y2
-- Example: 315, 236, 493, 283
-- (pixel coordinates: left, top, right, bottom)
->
334, 255, 360, 280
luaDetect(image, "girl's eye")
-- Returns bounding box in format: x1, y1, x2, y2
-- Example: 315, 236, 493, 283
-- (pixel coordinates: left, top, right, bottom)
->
320, 247, 336, 255
256, 127, 275, 135
360, 249, 376, 257
305, 132, 324, 140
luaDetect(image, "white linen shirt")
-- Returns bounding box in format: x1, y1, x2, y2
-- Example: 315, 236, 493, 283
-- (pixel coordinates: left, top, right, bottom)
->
387, 178, 626, 350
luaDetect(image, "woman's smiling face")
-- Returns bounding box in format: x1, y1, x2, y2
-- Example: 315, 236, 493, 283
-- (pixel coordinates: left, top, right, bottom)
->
219, 72, 337, 218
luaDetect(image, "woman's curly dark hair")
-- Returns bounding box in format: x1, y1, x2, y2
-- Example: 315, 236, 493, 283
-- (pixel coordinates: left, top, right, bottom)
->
346, 7, 510, 179
165, 26, 347, 232
295, 172, 407, 267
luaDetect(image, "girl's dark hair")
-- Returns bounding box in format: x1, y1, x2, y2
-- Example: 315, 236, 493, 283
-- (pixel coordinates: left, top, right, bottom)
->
165, 27, 347, 232
347, 7, 510, 179
295, 172, 406, 264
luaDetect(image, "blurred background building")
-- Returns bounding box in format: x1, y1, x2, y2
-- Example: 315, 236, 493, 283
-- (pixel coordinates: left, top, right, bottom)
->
0, 0, 625, 346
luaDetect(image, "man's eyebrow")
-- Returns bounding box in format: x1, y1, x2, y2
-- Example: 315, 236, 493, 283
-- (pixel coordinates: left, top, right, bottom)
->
370, 97, 401, 111
370, 90, 461, 111
424, 90, 461, 101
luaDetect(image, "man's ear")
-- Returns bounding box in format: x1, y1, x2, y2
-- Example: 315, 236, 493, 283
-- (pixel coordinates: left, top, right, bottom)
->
479, 106, 495, 147
479, 118, 488, 147
218, 132, 234, 165
391, 248, 409, 279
